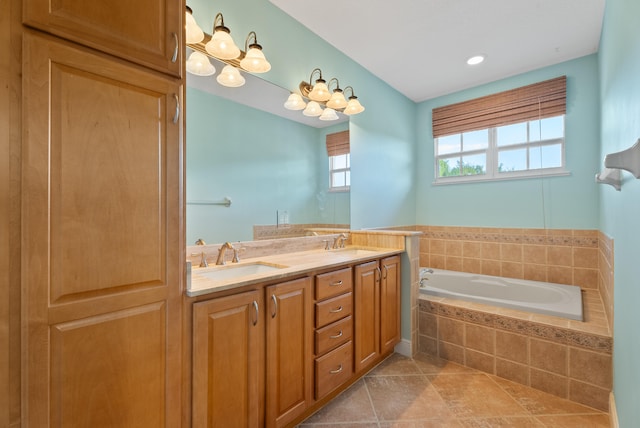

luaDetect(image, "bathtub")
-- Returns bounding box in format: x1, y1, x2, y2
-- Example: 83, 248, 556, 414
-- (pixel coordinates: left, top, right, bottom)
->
419, 268, 583, 321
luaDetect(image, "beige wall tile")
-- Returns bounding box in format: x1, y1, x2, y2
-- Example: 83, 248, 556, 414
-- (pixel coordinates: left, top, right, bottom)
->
501, 243, 523, 262
419, 312, 438, 339
523, 264, 547, 282
463, 241, 482, 258
439, 341, 464, 365
496, 358, 529, 385
548, 266, 573, 285
419, 335, 438, 356
573, 268, 598, 289
419, 253, 430, 268
569, 380, 609, 412
431, 254, 446, 269
501, 262, 523, 279
465, 323, 495, 354
481, 260, 501, 276
482, 242, 501, 260
446, 240, 463, 256
523, 245, 547, 264
438, 317, 464, 345
431, 239, 446, 255
569, 348, 612, 389
530, 339, 567, 376
462, 258, 482, 274
573, 247, 598, 268
547, 246, 573, 267
446, 256, 463, 271
530, 368, 568, 398
465, 349, 495, 374
495, 331, 528, 364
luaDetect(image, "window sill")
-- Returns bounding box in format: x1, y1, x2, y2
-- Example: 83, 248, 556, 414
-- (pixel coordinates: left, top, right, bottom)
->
432, 169, 571, 186
328, 187, 350, 193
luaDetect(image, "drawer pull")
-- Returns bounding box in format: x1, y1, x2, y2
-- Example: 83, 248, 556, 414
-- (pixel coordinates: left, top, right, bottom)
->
252, 301, 259, 326
330, 364, 343, 374
271, 294, 278, 318
330, 280, 343, 286
171, 32, 179, 63
330, 330, 343, 339
329, 306, 343, 313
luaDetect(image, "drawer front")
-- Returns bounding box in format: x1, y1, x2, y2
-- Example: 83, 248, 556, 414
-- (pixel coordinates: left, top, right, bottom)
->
315, 267, 353, 300
315, 341, 354, 399
315, 315, 353, 356
315, 292, 352, 328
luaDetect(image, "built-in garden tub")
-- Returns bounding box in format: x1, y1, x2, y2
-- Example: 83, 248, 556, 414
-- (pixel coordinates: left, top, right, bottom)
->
417, 267, 613, 412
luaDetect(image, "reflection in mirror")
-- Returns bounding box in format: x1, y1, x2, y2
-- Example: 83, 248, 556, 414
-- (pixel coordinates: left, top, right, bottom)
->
186, 57, 350, 245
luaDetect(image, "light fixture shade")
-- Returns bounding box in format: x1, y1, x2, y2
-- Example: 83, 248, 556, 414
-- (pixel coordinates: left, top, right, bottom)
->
326, 90, 348, 110
284, 93, 306, 110
308, 79, 331, 102
217, 65, 245, 87
319, 108, 339, 121
240, 47, 271, 73
186, 51, 216, 76
205, 29, 241, 60
343, 97, 365, 115
302, 101, 323, 117
185, 10, 204, 44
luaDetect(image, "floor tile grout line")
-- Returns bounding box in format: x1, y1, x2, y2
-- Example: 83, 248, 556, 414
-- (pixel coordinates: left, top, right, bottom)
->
362, 376, 382, 427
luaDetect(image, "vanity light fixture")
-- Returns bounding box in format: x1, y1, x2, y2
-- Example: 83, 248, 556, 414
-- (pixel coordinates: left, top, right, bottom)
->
239, 31, 271, 73
319, 107, 339, 121
342, 86, 365, 115
302, 101, 323, 117
303, 68, 331, 102
284, 93, 306, 110
186, 51, 216, 76
326, 78, 348, 110
205, 13, 241, 60
185, 6, 205, 44
217, 64, 245, 87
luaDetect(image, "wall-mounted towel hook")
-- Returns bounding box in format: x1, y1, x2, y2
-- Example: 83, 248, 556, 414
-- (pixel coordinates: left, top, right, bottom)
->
604, 138, 640, 178
595, 168, 621, 191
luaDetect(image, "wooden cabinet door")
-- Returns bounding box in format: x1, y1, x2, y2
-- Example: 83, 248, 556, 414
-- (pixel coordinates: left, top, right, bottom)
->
193, 291, 264, 428
23, 0, 183, 76
380, 256, 401, 354
266, 277, 313, 428
22, 31, 183, 427
354, 261, 380, 373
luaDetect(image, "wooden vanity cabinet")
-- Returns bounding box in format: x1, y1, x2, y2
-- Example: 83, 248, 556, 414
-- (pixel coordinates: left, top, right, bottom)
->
192, 290, 265, 428
354, 256, 401, 374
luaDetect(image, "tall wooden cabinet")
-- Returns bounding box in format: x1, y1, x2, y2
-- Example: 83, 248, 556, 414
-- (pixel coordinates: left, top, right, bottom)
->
20, 0, 184, 424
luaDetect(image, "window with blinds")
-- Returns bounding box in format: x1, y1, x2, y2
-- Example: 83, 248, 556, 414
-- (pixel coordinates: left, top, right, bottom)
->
326, 130, 350, 191
432, 76, 568, 184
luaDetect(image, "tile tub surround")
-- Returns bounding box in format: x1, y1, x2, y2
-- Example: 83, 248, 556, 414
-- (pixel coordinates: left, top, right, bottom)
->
418, 292, 612, 412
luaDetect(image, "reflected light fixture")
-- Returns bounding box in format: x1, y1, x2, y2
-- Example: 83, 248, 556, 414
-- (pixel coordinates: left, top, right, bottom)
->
186, 51, 216, 76
217, 64, 245, 87
304, 68, 331, 102
284, 93, 306, 110
342, 86, 365, 115
205, 13, 241, 60
185, 6, 204, 44
326, 78, 348, 110
303, 101, 323, 117
240, 31, 271, 73
319, 107, 339, 121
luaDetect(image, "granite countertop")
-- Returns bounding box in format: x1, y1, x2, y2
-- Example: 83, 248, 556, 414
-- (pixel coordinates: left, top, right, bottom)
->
187, 246, 403, 297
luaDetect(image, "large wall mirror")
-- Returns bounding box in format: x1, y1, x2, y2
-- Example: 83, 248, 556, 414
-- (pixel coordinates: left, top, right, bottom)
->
186, 57, 350, 245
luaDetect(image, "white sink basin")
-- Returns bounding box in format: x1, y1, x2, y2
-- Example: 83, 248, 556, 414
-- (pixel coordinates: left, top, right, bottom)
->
197, 262, 287, 282
333, 248, 380, 257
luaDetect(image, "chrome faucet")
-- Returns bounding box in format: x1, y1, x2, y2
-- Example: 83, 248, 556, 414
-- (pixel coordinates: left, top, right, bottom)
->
216, 242, 234, 265
333, 233, 348, 249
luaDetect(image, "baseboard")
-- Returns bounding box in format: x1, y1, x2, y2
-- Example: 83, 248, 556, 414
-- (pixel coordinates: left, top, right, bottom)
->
394, 338, 412, 357
609, 392, 619, 428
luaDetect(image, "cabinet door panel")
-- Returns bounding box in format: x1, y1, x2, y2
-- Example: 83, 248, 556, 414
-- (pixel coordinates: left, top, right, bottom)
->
380, 256, 401, 353
266, 277, 313, 428
193, 291, 263, 428
22, 31, 183, 427
354, 261, 380, 373
23, 0, 182, 75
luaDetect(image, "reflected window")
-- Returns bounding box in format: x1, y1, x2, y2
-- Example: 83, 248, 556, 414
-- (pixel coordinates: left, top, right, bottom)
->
329, 153, 350, 191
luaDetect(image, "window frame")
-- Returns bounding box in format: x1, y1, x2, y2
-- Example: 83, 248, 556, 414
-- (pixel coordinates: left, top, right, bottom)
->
328, 153, 350, 192
434, 115, 569, 185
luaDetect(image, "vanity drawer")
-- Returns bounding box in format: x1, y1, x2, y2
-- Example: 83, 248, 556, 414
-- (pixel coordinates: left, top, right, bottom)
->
315, 315, 352, 356
315, 267, 352, 300
315, 341, 353, 399
315, 292, 352, 328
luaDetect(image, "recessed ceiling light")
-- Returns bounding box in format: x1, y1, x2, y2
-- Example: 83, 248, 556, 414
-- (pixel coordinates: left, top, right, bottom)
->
466, 55, 486, 66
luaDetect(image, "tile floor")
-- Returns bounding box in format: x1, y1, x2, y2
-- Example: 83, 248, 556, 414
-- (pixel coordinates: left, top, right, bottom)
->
298, 353, 610, 427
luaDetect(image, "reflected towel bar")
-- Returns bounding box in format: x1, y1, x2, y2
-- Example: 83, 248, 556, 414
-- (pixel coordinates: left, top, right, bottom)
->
186, 197, 232, 207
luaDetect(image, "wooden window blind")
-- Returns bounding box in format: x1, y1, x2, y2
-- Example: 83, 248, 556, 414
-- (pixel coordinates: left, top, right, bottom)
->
326, 130, 350, 156
432, 76, 566, 138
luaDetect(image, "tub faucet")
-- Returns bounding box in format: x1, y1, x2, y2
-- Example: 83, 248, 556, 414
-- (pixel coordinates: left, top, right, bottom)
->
216, 242, 234, 265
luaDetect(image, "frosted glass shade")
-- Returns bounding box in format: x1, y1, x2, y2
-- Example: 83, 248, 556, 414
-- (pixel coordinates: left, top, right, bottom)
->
240, 47, 271, 73
343, 98, 365, 115
217, 65, 245, 87
186, 51, 216, 76
302, 101, 323, 117
308, 80, 331, 102
319, 108, 339, 121
205, 30, 241, 60
326, 91, 347, 110
185, 11, 204, 44
284, 93, 306, 110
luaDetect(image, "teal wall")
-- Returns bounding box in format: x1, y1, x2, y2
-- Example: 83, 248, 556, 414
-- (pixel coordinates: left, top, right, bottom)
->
415, 55, 600, 229
186, 87, 349, 244
598, 0, 640, 424
187, 0, 416, 231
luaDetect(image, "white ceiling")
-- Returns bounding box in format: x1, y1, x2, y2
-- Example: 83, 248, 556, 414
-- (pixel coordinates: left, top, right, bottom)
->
269, 0, 605, 102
